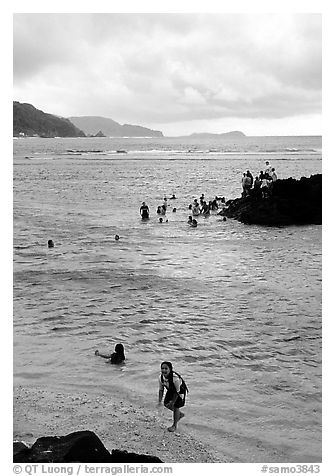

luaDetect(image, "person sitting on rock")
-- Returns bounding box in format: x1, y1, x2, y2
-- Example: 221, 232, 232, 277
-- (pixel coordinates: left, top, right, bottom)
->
95, 344, 125, 364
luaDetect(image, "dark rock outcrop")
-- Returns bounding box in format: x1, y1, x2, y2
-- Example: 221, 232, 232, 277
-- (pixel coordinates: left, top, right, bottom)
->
13, 430, 163, 463
13, 102, 86, 138
223, 174, 321, 226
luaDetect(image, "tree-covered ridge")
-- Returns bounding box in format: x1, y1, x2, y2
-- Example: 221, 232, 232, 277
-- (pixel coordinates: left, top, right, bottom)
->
13, 102, 86, 138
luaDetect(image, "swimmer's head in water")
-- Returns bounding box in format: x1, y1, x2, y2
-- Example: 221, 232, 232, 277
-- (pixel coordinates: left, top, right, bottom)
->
115, 343, 124, 353
48, 239, 54, 248
172, 208, 176, 212
115, 234, 120, 240
159, 217, 163, 223
114, 343, 125, 360
161, 361, 173, 377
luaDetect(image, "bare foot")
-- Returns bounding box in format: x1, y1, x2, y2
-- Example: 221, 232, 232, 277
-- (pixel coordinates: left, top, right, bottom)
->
167, 426, 176, 432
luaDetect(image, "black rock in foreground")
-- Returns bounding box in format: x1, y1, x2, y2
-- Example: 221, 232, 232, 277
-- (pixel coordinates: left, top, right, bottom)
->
223, 174, 321, 226
13, 430, 163, 463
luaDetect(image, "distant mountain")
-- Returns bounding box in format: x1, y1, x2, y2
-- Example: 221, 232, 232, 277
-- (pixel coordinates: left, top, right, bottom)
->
68, 116, 164, 138
186, 131, 246, 138
13, 102, 86, 138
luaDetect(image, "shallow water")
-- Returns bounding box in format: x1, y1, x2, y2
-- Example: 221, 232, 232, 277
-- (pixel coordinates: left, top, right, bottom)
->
13, 136, 322, 462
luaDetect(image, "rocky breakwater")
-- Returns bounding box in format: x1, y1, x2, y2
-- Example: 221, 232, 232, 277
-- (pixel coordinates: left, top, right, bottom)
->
13, 430, 163, 463
223, 174, 321, 226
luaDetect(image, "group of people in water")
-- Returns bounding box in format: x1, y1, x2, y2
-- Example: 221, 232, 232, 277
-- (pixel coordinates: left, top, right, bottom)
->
139, 192, 228, 229
241, 161, 278, 199
95, 345, 187, 432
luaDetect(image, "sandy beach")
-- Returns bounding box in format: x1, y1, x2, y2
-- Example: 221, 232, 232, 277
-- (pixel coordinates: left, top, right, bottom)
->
13, 385, 224, 463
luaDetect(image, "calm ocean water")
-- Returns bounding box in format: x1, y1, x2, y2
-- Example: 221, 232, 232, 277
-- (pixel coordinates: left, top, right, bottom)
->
13, 136, 322, 462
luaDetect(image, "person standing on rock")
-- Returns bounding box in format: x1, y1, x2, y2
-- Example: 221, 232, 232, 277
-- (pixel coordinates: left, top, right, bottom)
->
265, 161, 272, 175
158, 361, 187, 432
241, 173, 248, 197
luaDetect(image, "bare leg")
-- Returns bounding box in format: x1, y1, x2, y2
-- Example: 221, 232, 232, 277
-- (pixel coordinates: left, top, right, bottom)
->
168, 408, 185, 432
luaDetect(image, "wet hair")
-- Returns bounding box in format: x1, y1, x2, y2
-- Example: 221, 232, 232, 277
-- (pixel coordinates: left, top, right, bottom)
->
115, 343, 125, 359
161, 361, 174, 387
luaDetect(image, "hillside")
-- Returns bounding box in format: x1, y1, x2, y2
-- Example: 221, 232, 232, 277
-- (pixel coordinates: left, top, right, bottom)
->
68, 116, 164, 138
13, 102, 86, 138
187, 131, 246, 138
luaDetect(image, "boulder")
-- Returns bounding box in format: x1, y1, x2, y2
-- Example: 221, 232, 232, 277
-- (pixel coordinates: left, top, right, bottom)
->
111, 449, 162, 463
223, 174, 321, 226
13, 430, 163, 463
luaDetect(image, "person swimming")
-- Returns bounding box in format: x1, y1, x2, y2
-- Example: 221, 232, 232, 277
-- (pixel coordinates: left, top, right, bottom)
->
115, 234, 120, 241
48, 239, 54, 248
95, 343, 125, 364
187, 216, 193, 224
190, 219, 197, 227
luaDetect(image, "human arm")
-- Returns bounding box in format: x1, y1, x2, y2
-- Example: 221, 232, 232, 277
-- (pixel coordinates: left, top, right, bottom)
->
158, 375, 165, 404
158, 388, 164, 404
95, 350, 111, 359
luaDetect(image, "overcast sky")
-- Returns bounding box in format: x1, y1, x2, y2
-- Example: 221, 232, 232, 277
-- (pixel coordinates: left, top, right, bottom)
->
13, 13, 321, 136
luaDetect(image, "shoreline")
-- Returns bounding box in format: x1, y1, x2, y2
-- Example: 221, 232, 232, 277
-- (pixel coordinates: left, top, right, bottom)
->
13, 385, 224, 463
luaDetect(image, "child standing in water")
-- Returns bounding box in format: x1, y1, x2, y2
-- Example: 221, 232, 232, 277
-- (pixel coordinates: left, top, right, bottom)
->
158, 361, 186, 432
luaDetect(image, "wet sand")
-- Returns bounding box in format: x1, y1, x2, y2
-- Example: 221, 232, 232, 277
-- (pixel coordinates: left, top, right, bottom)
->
13, 385, 225, 463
